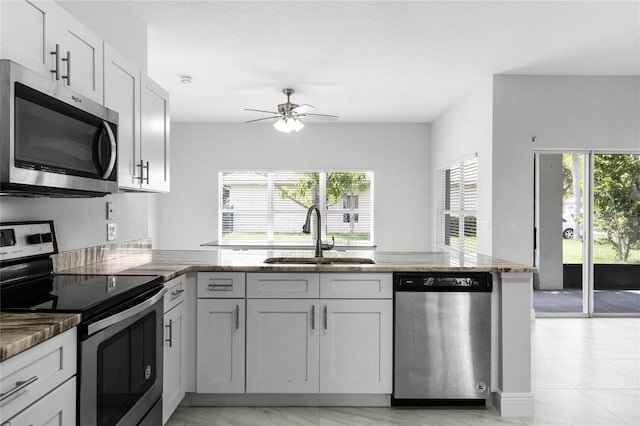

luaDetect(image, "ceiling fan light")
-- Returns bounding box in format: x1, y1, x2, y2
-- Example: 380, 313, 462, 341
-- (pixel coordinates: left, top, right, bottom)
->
273, 118, 291, 133
290, 118, 304, 132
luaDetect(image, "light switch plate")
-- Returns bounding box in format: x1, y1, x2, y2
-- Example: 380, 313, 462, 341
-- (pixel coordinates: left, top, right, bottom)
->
107, 223, 117, 241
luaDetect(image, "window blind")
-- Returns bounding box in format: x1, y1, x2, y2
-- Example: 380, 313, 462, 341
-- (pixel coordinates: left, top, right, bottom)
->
219, 171, 374, 246
436, 157, 478, 253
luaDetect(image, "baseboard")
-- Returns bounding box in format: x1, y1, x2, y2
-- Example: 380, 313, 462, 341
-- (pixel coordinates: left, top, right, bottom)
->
181, 393, 391, 407
493, 390, 534, 417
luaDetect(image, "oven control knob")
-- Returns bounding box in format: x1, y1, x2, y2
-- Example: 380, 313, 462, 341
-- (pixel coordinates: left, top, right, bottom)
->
145, 365, 151, 380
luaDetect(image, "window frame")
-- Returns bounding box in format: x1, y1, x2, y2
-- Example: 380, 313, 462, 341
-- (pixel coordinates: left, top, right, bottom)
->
218, 170, 374, 246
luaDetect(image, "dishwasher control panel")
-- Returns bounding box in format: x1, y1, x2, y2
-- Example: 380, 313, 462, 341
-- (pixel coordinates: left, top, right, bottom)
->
394, 272, 492, 292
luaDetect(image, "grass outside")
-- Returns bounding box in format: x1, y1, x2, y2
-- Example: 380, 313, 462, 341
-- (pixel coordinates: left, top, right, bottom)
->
563, 238, 640, 264
221, 232, 370, 242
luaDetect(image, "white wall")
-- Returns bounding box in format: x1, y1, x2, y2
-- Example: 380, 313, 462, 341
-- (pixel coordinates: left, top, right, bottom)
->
430, 78, 494, 255
153, 123, 430, 251
0, 192, 151, 251
492, 75, 640, 265
57, 0, 148, 71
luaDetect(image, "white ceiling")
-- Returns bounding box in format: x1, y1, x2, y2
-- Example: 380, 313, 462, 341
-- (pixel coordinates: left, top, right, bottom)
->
125, 1, 640, 123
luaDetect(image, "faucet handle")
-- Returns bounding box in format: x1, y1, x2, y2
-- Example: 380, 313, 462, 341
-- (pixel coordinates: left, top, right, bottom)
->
321, 236, 335, 251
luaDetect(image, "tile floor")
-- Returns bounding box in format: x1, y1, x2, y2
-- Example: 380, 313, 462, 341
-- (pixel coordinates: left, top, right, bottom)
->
167, 318, 640, 426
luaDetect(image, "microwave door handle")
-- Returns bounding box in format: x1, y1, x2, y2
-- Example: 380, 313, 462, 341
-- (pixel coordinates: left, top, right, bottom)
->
101, 121, 117, 179
87, 288, 166, 335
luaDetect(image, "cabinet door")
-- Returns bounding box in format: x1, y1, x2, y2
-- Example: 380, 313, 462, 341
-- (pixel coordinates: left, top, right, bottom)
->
246, 299, 319, 393
103, 43, 141, 190
196, 299, 245, 393
163, 302, 185, 424
53, 7, 103, 102
0, 0, 58, 77
140, 75, 170, 192
3, 377, 76, 426
320, 300, 392, 394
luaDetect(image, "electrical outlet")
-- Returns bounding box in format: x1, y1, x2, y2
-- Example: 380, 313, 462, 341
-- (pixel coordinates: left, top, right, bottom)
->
106, 201, 114, 220
107, 223, 117, 241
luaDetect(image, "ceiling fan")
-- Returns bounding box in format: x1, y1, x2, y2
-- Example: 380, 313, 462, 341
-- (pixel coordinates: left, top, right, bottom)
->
245, 88, 338, 133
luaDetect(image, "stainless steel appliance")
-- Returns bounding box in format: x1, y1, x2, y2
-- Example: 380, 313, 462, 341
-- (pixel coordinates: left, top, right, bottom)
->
0, 60, 118, 197
0, 221, 164, 425
393, 272, 492, 405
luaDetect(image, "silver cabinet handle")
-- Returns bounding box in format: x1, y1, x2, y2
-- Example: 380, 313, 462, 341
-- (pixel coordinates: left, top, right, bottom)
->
61, 50, 71, 85
165, 319, 173, 348
0, 376, 38, 402
208, 283, 233, 291
235, 304, 240, 330
101, 121, 117, 179
170, 288, 184, 298
311, 305, 315, 330
50, 44, 60, 80
136, 160, 149, 184
323, 305, 328, 330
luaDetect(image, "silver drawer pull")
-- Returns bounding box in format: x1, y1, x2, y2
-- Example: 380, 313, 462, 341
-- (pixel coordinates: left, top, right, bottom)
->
0, 376, 38, 402
208, 284, 233, 291
170, 288, 185, 298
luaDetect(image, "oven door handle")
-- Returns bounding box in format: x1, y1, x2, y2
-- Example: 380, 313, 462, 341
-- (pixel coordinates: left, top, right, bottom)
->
87, 288, 166, 335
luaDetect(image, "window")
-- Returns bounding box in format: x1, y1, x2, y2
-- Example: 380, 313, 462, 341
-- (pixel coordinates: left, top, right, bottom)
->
219, 171, 373, 246
437, 157, 478, 252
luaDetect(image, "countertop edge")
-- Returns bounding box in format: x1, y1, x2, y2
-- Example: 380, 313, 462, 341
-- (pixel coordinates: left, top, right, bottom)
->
0, 313, 81, 362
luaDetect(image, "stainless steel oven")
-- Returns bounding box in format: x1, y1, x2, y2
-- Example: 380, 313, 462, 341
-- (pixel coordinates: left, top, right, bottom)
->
0, 60, 118, 197
0, 221, 166, 426
80, 285, 166, 426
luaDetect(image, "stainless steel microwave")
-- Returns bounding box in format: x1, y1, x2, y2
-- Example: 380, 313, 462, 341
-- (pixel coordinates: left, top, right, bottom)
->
0, 60, 118, 197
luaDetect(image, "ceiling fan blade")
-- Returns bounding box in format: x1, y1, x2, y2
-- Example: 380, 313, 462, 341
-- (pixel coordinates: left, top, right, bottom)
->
292, 104, 314, 114
299, 113, 339, 120
246, 116, 281, 123
245, 108, 279, 114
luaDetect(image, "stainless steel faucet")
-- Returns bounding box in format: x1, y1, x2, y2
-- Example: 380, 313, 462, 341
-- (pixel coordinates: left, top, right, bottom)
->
302, 204, 335, 257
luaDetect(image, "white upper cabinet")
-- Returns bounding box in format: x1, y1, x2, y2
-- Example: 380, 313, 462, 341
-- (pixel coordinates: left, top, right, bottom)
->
51, 6, 103, 102
103, 43, 140, 190
0, 0, 58, 75
140, 75, 170, 192
0, 0, 103, 102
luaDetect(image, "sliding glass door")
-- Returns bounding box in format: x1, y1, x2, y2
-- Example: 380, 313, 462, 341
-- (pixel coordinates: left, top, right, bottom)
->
534, 152, 640, 316
592, 154, 640, 314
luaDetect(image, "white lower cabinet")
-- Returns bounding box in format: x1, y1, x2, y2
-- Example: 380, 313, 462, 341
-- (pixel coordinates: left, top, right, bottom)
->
163, 301, 185, 424
1, 377, 76, 426
163, 275, 188, 424
246, 299, 319, 393
320, 300, 392, 393
0, 328, 77, 424
197, 299, 245, 393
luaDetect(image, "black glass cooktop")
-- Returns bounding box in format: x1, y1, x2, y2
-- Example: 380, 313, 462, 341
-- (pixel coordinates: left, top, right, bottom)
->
1, 274, 163, 321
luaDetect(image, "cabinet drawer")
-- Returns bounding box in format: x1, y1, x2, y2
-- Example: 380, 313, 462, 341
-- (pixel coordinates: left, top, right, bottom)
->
247, 273, 319, 298
164, 274, 186, 312
3, 376, 76, 426
0, 328, 77, 423
320, 273, 392, 299
197, 272, 245, 298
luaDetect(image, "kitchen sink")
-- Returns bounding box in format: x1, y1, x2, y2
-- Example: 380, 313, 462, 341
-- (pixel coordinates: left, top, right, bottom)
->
263, 257, 376, 265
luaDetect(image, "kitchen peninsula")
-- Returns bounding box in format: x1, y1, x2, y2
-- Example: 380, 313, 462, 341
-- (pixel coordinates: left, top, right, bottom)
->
52, 248, 535, 418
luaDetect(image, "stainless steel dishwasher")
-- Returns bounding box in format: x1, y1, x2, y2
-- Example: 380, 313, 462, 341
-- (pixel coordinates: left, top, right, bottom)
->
393, 272, 492, 405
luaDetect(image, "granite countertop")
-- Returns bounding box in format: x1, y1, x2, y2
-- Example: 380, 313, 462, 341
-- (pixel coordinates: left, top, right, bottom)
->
57, 249, 536, 281
0, 313, 81, 362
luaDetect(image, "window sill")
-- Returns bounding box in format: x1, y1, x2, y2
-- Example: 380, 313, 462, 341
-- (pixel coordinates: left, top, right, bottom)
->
200, 241, 377, 251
